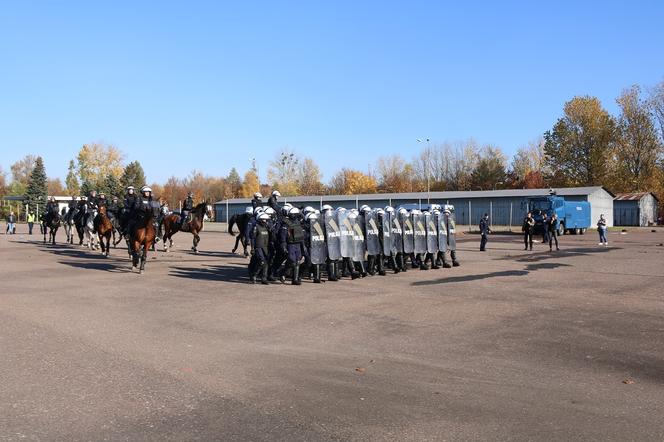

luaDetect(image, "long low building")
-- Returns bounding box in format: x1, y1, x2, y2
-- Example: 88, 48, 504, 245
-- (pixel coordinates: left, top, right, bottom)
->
214, 186, 615, 228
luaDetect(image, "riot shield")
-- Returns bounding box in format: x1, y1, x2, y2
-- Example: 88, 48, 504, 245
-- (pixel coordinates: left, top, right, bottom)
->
390, 213, 403, 255
324, 210, 341, 260
425, 212, 438, 254
445, 212, 457, 251
413, 211, 427, 254
338, 209, 354, 258
365, 210, 381, 256
380, 211, 392, 256
309, 217, 328, 265
436, 212, 448, 253
401, 212, 414, 254
350, 213, 366, 262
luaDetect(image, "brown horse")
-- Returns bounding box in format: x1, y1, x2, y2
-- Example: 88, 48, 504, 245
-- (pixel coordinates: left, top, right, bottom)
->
94, 206, 114, 257
130, 209, 156, 274
161, 202, 214, 254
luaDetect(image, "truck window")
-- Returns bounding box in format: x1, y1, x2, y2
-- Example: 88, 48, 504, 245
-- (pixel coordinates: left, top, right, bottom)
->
531, 201, 551, 211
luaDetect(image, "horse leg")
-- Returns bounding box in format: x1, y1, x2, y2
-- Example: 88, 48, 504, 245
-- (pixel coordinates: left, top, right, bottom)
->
232, 236, 240, 254
242, 238, 248, 257
139, 245, 148, 274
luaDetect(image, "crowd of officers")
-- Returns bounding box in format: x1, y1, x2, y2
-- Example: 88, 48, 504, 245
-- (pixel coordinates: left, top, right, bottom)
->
521, 211, 560, 251
56, 186, 194, 241
245, 191, 460, 285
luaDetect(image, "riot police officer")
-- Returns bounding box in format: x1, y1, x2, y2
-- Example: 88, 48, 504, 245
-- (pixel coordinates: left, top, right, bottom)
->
251, 192, 263, 210
121, 186, 137, 236
479, 213, 491, 251
268, 190, 281, 212
279, 207, 306, 285
249, 213, 272, 284
181, 192, 194, 229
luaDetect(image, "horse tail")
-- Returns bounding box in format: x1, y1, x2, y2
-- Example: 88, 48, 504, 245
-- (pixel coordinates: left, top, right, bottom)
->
228, 214, 237, 236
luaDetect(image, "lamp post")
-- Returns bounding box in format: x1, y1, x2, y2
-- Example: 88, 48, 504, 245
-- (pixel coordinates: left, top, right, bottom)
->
417, 138, 431, 203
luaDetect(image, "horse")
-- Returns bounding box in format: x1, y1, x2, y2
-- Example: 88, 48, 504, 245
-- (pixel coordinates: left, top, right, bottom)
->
81, 208, 99, 250
161, 202, 214, 254
130, 208, 156, 274
228, 212, 251, 256
42, 211, 61, 245
63, 207, 79, 244
94, 206, 114, 257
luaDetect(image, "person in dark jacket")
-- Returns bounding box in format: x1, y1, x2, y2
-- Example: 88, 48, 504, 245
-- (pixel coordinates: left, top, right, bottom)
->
279, 207, 305, 285
180, 192, 194, 228
121, 186, 137, 235
522, 212, 535, 251
249, 213, 272, 284
251, 192, 263, 210
268, 190, 281, 212
479, 213, 491, 251
546, 213, 560, 251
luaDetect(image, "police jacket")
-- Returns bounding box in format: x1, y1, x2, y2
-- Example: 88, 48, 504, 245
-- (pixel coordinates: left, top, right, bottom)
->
124, 194, 137, 210
107, 202, 119, 214
68, 200, 77, 209
522, 217, 534, 233
267, 196, 281, 211
251, 197, 262, 210
46, 202, 59, 214
182, 197, 194, 211
251, 223, 271, 252
86, 197, 98, 210
479, 218, 490, 235
97, 197, 107, 208
134, 196, 157, 215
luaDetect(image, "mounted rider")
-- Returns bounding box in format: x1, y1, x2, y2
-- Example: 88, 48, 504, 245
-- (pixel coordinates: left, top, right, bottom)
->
44, 196, 59, 224
83, 190, 98, 226
268, 190, 281, 212
251, 192, 263, 210
127, 186, 159, 241
97, 192, 108, 209
180, 191, 194, 229
106, 195, 120, 224
121, 186, 137, 235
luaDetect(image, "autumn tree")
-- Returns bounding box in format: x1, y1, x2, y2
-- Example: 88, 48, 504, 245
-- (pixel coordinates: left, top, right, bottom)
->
65, 159, 80, 196
240, 169, 260, 198
544, 96, 616, 186
0, 166, 8, 198
613, 85, 664, 192
9, 154, 37, 195
47, 178, 65, 196
226, 168, 242, 198
470, 146, 507, 190
329, 169, 377, 195
77, 143, 124, 190
267, 150, 300, 196
297, 157, 324, 195
511, 137, 546, 184
375, 155, 417, 193
120, 161, 146, 190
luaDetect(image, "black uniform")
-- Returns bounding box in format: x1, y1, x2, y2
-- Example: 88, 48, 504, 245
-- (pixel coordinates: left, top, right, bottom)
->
250, 221, 272, 284
268, 195, 281, 212
479, 217, 491, 251
251, 196, 262, 210
522, 216, 535, 250
181, 196, 194, 227
121, 193, 137, 233
546, 217, 559, 251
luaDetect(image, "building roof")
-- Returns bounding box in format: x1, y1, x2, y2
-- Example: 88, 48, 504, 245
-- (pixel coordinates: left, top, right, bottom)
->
614, 192, 659, 202
215, 186, 614, 205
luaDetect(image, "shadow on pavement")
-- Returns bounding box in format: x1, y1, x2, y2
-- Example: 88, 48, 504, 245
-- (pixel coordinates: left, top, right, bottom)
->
412, 262, 571, 286
169, 264, 248, 284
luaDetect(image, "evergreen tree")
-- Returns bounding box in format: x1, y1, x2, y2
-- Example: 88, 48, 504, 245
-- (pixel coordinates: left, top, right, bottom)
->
65, 159, 80, 196
226, 168, 242, 198
24, 156, 48, 214
103, 173, 124, 198
121, 161, 146, 190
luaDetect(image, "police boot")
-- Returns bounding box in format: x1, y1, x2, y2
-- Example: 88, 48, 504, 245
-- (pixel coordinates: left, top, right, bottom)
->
451, 251, 460, 267
313, 265, 322, 283
430, 253, 440, 269
260, 263, 269, 285
357, 261, 367, 277
442, 254, 452, 268
327, 261, 337, 281
397, 254, 407, 272
419, 254, 429, 270
390, 256, 400, 274
377, 255, 386, 276
367, 255, 376, 276
292, 264, 301, 285
410, 253, 419, 269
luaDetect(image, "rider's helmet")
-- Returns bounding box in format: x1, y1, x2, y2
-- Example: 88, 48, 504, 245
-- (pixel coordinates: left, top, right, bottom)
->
272, 190, 281, 198
126, 186, 135, 194
322, 204, 333, 212
254, 192, 263, 199
140, 186, 152, 196
188, 191, 193, 197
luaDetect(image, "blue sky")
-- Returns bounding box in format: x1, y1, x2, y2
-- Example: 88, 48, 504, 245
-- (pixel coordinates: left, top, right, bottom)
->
1, 1, 663, 184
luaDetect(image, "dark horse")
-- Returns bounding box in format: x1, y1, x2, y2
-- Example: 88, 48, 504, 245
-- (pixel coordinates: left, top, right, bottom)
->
43, 211, 61, 245
130, 209, 156, 274
94, 206, 114, 257
161, 202, 214, 254
228, 212, 251, 256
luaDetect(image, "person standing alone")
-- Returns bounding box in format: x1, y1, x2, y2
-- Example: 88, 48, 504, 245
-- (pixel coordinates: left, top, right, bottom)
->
27, 210, 36, 235
522, 212, 534, 251
546, 213, 560, 251
479, 213, 491, 251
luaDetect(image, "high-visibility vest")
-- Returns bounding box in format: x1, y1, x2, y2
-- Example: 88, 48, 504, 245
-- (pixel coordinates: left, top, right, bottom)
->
27, 213, 36, 223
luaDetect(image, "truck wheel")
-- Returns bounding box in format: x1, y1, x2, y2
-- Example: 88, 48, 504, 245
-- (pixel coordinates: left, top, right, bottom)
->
580, 228, 586, 235
558, 223, 565, 236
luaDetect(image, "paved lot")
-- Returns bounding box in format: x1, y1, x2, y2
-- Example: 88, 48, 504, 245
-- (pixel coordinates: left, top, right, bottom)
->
1, 225, 664, 441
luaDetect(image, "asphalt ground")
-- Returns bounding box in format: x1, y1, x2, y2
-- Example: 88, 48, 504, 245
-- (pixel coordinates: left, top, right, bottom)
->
1, 225, 664, 441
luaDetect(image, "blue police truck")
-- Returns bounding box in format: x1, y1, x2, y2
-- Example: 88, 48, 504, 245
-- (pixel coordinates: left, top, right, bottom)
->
526, 194, 591, 235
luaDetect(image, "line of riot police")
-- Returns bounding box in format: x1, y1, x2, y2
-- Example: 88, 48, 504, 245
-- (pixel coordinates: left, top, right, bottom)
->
245, 200, 460, 285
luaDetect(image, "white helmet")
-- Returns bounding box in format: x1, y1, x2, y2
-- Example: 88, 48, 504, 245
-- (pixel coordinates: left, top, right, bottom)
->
253, 206, 263, 214
126, 186, 135, 191
258, 213, 270, 221
443, 204, 454, 213
384, 206, 395, 212
254, 192, 263, 199
429, 204, 442, 211
303, 206, 315, 214
288, 207, 301, 217
360, 205, 371, 212
245, 206, 254, 214
264, 207, 276, 215
140, 186, 152, 193
272, 190, 281, 197
411, 209, 422, 215
335, 207, 346, 212
305, 213, 318, 222
398, 207, 408, 214
322, 204, 333, 211
283, 202, 293, 208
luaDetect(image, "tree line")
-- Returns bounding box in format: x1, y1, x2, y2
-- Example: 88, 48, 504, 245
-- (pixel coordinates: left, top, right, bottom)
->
2, 79, 663, 217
